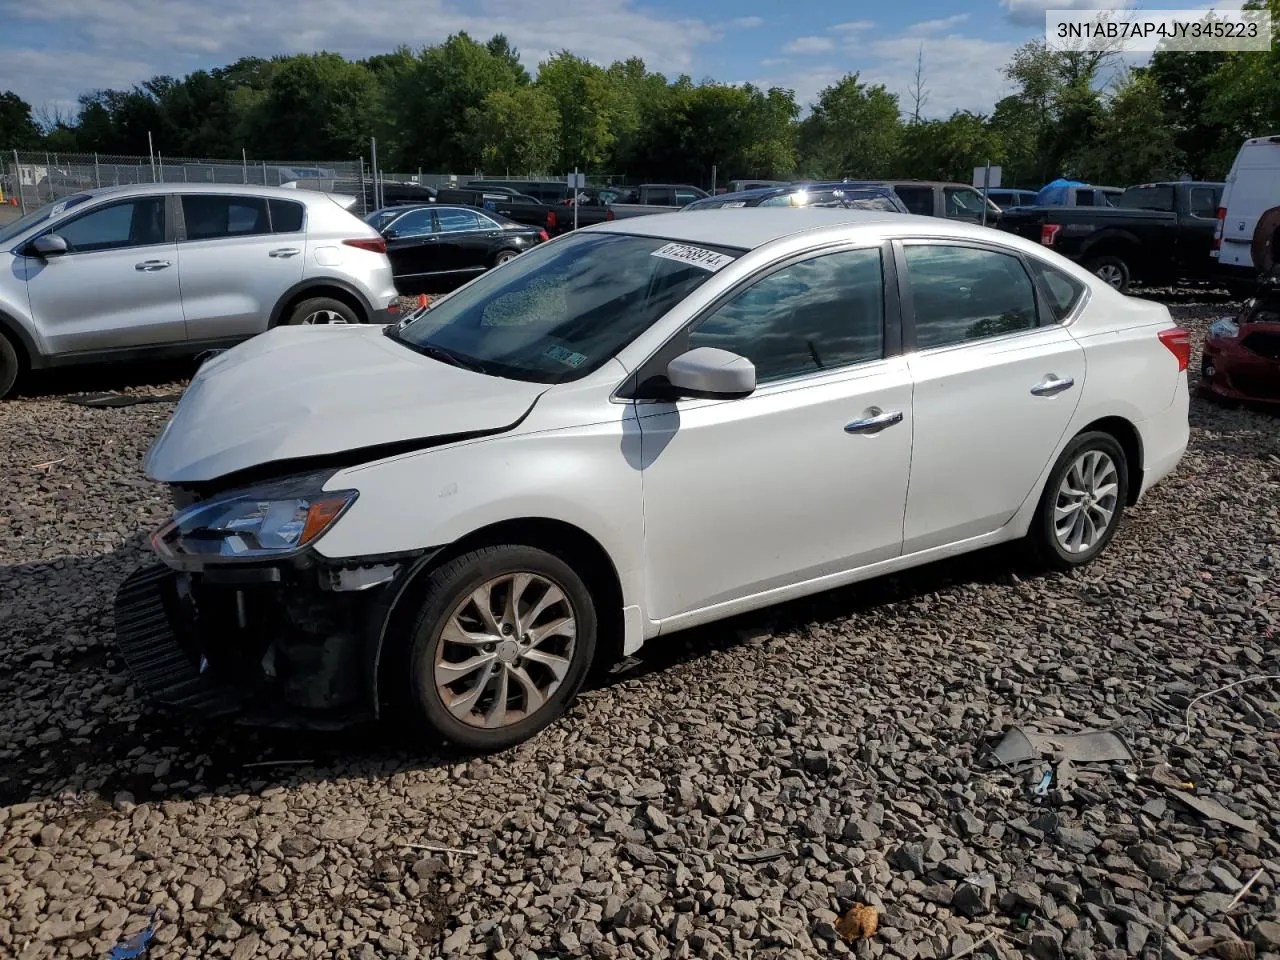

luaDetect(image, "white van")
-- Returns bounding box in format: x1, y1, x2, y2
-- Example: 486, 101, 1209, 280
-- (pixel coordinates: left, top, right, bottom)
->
1213, 135, 1280, 284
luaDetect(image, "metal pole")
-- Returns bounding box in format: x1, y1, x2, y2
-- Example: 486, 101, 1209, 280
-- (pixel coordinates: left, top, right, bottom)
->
94, 153, 101, 187
711, 164, 717, 194
43, 152, 51, 203
262, 161, 268, 186
370, 138, 380, 209
13, 150, 26, 214
148, 131, 155, 181
358, 157, 367, 216
573, 167, 579, 231
158, 152, 164, 182
981, 159, 991, 227
242, 148, 248, 184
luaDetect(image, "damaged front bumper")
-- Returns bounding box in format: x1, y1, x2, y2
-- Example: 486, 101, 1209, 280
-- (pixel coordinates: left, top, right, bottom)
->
113, 554, 423, 728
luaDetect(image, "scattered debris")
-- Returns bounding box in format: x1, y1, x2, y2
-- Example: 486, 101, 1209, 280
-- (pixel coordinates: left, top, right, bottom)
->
29, 457, 66, 471
65, 392, 183, 408
108, 909, 163, 959
952, 931, 1000, 958
834, 903, 878, 942
1170, 791, 1262, 834
1033, 769, 1053, 797
242, 759, 315, 769
1185, 675, 1280, 736
1148, 764, 1196, 790
405, 842, 481, 857
1223, 868, 1266, 912
991, 726, 1133, 769
735, 847, 786, 864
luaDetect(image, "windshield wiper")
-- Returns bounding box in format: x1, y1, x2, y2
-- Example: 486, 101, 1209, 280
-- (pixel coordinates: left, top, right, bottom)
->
383, 327, 488, 374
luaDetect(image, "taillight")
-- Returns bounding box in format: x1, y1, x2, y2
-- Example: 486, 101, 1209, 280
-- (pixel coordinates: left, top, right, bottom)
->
344, 237, 387, 254
537, 229, 549, 242
1212, 206, 1225, 250
606, 209, 616, 222
1040, 224, 1061, 246
1158, 327, 1191, 372
547, 210, 557, 230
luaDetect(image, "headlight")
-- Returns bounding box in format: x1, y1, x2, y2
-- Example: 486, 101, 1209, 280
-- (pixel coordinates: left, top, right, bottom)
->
1208, 317, 1239, 340
151, 473, 357, 568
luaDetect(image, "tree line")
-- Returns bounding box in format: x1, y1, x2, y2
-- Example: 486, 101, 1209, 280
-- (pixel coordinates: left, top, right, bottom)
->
1, 0, 1276, 188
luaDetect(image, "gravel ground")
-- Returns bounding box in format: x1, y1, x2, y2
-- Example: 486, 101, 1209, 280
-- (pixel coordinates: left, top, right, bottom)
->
1, 296, 1278, 960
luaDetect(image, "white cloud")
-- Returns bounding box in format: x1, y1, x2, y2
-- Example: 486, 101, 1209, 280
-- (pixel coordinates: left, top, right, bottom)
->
783, 36, 836, 54
728, 16, 764, 28
760, 57, 789, 67
2, 0, 720, 107
830, 20, 875, 33
999, 0, 1117, 28
908, 13, 970, 34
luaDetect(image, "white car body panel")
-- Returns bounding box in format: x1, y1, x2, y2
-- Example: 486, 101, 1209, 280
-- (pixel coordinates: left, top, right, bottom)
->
145, 208, 1191, 660
1216, 137, 1280, 269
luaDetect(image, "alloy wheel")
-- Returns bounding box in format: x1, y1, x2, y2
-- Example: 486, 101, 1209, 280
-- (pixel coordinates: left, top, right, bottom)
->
1053, 449, 1119, 554
1094, 264, 1125, 289
302, 309, 349, 325
434, 572, 577, 729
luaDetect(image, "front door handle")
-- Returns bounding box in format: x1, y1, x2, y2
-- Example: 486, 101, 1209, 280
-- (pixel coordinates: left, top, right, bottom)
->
134, 259, 171, 271
268, 247, 301, 258
845, 408, 904, 435
1030, 376, 1075, 397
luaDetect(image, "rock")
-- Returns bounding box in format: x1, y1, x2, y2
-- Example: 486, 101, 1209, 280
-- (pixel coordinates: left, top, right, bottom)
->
952, 876, 994, 917
1031, 929, 1065, 960
921, 883, 953, 906
441, 927, 471, 953
893, 844, 926, 875
258, 873, 287, 895
1250, 923, 1280, 951
1057, 827, 1101, 855
195, 876, 227, 908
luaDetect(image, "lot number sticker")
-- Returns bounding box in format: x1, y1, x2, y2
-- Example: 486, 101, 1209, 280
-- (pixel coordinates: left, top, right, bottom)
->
650, 242, 734, 272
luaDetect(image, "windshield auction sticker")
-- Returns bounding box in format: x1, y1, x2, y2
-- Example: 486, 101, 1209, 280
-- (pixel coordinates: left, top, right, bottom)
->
650, 242, 734, 272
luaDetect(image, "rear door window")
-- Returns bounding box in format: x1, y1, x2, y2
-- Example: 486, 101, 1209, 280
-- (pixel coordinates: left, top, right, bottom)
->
1028, 258, 1087, 322
182, 195, 269, 240
1188, 186, 1220, 219
269, 199, 305, 233
435, 208, 483, 233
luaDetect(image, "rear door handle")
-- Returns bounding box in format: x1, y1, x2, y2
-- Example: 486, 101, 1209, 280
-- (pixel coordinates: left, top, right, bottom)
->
1030, 376, 1075, 397
845, 408, 904, 435
268, 248, 301, 258
134, 259, 171, 271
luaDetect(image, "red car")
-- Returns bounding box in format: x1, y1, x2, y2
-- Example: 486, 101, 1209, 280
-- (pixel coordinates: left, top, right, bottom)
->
1202, 279, 1280, 406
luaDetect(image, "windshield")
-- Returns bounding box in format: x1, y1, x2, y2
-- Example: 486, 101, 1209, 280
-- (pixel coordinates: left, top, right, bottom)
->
0, 194, 94, 246
389, 231, 742, 383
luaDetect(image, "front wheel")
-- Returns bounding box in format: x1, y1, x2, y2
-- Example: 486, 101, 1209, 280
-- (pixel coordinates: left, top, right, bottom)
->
1027, 431, 1129, 570
284, 296, 360, 326
1085, 255, 1131, 293
402, 545, 597, 751
0, 333, 19, 400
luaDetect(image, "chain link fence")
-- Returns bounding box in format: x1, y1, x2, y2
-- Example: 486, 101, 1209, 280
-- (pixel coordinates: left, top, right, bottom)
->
0, 151, 648, 220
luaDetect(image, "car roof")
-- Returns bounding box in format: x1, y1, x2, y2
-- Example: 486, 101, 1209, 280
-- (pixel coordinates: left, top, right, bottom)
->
587, 207, 937, 249
60, 182, 339, 203
698, 182, 898, 204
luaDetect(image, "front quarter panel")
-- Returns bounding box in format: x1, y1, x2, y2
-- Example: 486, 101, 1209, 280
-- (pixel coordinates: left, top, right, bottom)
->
314, 389, 645, 607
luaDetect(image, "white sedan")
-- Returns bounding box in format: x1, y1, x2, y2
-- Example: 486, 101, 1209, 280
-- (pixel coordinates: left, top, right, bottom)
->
118, 208, 1191, 749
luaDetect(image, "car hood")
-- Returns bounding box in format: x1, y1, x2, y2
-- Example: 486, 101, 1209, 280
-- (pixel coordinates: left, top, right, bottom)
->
145, 325, 547, 484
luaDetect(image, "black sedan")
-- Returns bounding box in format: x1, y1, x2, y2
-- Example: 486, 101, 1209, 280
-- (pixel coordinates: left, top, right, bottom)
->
365, 204, 548, 292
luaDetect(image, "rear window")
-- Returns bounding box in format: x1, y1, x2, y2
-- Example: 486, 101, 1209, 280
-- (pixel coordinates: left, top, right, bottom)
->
1119, 185, 1175, 211
894, 186, 934, 216
182, 195, 269, 240
1028, 258, 1087, 322
1188, 186, 1220, 219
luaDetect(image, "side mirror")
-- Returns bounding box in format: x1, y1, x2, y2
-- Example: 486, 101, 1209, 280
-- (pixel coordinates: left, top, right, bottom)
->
666, 347, 756, 399
383, 228, 398, 240
30, 234, 69, 258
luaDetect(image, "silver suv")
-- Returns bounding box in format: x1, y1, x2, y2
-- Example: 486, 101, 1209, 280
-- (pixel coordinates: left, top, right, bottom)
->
0, 183, 400, 398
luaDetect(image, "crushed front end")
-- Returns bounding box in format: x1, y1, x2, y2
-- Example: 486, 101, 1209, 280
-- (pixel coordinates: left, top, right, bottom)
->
1202, 279, 1280, 407
113, 473, 424, 728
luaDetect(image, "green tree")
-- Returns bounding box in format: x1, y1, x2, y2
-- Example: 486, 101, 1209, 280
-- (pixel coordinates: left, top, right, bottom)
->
901, 111, 1005, 182
0, 91, 42, 148
537, 53, 621, 172
244, 53, 381, 158
1078, 71, 1184, 184
466, 87, 560, 174
798, 74, 902, 178
391, 33, 527, 170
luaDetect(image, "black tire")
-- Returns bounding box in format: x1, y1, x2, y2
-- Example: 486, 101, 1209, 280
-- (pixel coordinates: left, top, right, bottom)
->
1085, 255, 1131, 293
1027, 431, 1129, 570
284, 296, 360, 326
0, 332, 20, 400
401, 544, 597, 751
492, 249, 519, 267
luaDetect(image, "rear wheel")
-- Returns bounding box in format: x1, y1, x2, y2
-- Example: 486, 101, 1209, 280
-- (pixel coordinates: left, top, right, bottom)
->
1085, 256, 1131, 293
0, 332, 20, 400
492, 249, 519, 267
401, 544, 597, 751
284, 296, 360, 326
1028, 431, 1129, 570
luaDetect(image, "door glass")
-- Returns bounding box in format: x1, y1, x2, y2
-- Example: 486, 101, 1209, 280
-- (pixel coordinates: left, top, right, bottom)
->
1076, 190, 1096, 207
905, 245, 1038, 349
1189, 187, 1219, 218
52, 198, 166, 253
435, 208, 482, 233
943, 187, 987, 218
688, 248, 885, 383
649, 188, 676, 206
894, 186, 933, 216
182, 195, 269, 240
269, 199, 305, 233
388, 209, 434, 237
675, 191, 700, 206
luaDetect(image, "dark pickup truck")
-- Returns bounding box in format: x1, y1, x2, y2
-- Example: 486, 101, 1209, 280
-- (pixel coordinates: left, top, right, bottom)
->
998, 181, 1224, 292
436, 186, 561, 235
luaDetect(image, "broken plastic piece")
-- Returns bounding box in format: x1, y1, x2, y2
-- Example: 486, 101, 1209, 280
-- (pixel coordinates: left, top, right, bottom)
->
991, 726, 1133, 768
66, 393, 183, 408
1034, 769, 1053, 796
108, 909, 162, 959
835, 903, 879, 942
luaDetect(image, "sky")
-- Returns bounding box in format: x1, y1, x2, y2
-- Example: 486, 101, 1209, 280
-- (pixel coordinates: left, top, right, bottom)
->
0, 0, 1251, 123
